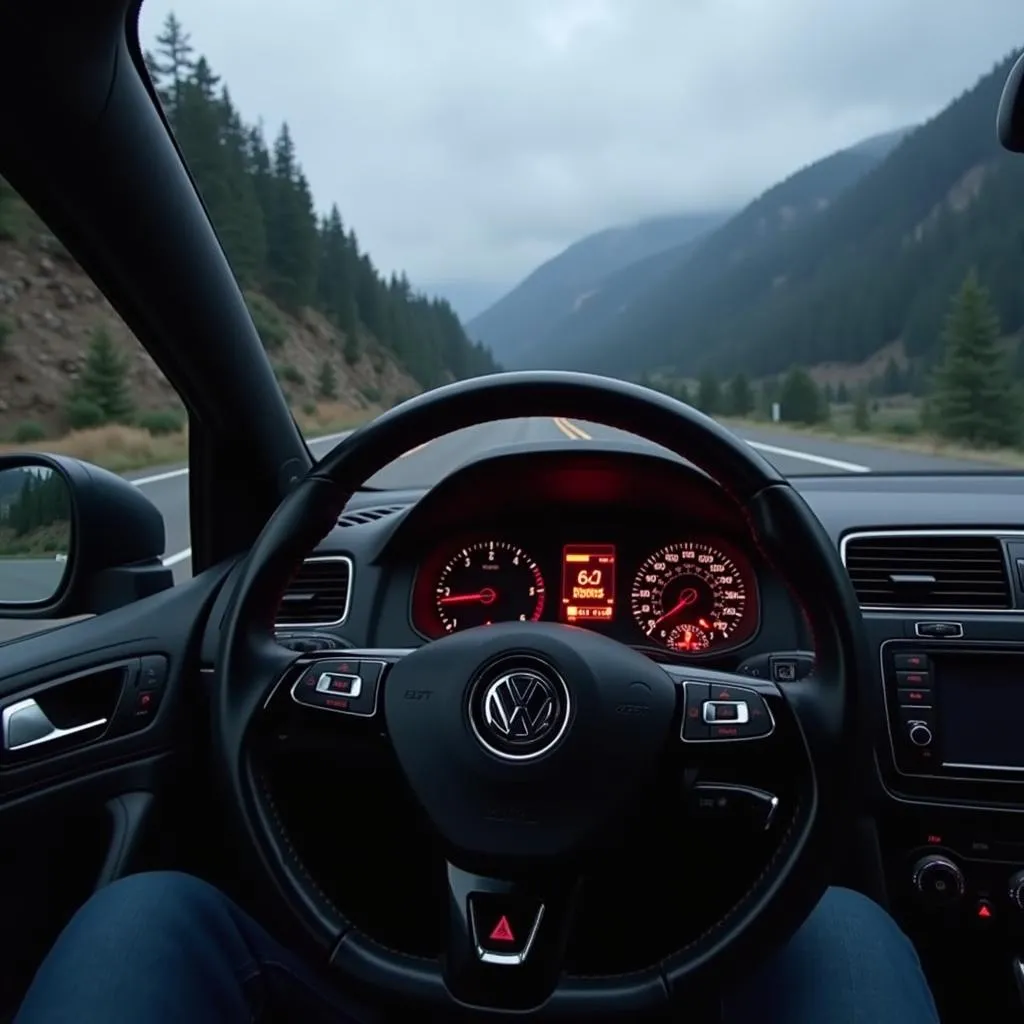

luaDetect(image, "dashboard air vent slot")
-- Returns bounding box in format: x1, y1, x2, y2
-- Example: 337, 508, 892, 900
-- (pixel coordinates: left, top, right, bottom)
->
337, 504, 407, 527
276, 556, 352, 626
842, 532, 1011, 610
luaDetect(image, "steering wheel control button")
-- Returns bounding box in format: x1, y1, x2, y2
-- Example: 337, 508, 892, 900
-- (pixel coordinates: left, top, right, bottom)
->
468, 663, 570, 761
681, 682, 710, 740
690, 783, 780, 830
290, 658, 384, 717
315, 672, 362, 698
681, 682, 774, 742
702, 700, 749, 724
469, 894, 545, 964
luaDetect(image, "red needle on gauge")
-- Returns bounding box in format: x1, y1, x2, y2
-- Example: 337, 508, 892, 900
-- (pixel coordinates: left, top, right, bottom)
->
649, 587, 698, 632
438, 587, 497, 606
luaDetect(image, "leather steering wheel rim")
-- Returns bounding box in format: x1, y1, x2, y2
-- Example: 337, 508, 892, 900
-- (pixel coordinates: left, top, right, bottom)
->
212, 370, 869, 1019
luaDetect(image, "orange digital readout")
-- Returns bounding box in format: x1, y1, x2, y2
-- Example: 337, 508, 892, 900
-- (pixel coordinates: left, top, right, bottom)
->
561, 544, 615, 623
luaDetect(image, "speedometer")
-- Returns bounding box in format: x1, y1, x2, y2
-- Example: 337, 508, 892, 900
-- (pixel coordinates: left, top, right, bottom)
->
630, 541, 754, 652
435, 540, 546, 632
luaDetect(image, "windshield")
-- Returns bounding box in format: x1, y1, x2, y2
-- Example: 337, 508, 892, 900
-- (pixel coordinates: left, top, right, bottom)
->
136, 1, 1024, 487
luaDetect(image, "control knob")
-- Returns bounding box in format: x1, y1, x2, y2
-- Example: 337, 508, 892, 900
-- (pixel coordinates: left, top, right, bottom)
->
911, 854, 964, 907
1008, 869, 1024, 910
908, 722, 933, 747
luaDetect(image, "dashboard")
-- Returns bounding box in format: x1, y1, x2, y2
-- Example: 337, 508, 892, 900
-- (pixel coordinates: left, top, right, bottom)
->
410, 532, 759, 654
265, 439, 1024, 1012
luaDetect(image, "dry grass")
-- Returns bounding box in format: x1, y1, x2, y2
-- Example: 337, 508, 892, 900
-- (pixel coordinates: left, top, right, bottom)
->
0, 402, 374, 473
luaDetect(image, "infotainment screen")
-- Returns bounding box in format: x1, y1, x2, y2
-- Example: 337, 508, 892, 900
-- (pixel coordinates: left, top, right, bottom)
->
935, 652, 1024, 770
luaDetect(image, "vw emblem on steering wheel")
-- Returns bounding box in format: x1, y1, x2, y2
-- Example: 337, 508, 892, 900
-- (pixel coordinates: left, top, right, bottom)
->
470, 664, 570, 761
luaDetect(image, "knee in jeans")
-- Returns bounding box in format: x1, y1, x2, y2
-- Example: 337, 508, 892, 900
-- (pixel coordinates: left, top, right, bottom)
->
76, 871, 232, 934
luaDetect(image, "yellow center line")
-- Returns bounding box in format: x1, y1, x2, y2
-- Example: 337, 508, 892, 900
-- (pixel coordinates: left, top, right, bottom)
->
552, 416, 579, 440
552, 417, 592, 440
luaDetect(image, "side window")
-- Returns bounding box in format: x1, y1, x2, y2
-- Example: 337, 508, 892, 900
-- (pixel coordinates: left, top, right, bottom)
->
0, 177, 190, 639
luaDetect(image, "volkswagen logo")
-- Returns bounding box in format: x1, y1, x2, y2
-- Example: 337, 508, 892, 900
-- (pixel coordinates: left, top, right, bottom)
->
469, 664, 570, 761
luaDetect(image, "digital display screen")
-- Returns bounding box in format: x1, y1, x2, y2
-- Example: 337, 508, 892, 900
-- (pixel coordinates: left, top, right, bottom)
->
561, 545, 615, 623
936, 653, 1024, 769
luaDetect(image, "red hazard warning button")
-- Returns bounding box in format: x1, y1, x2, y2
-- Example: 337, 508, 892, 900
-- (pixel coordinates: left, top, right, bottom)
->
468, 894, 545, 963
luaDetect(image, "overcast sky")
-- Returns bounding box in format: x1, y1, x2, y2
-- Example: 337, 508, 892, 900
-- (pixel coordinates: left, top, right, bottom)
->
140, 0, 1023, 304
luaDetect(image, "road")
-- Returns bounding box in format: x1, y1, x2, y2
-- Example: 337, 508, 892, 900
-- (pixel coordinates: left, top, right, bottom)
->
0, 417, 1000, 641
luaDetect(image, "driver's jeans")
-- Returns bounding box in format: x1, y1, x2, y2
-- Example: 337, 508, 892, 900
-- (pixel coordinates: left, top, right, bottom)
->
13, 871, 939, 1024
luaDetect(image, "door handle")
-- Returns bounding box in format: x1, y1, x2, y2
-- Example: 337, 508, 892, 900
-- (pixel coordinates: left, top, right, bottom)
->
1, 698, 108, 752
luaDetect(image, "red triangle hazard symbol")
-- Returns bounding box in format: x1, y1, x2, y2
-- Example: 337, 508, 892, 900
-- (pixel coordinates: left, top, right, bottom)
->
489, 915, 515, 942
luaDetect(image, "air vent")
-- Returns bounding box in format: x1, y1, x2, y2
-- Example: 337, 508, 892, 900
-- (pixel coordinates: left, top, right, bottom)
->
276, 556, 352, 626
337, 504, 407, 527
842, 532, 1012, 610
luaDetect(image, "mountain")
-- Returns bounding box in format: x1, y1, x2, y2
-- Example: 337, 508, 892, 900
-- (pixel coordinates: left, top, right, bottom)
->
511, 125, 911, 372
467, 210, 731, 364
540, 54, 1020, 381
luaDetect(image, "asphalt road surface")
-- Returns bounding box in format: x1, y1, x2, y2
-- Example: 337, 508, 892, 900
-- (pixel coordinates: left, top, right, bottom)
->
0, 417, 1003, 642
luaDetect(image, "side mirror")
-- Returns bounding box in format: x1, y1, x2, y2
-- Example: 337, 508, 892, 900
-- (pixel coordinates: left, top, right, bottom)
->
0, 454, 174, 619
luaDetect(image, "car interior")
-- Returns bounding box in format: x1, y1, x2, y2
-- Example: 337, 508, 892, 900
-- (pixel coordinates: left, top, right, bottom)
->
4, 2, 1024, 1022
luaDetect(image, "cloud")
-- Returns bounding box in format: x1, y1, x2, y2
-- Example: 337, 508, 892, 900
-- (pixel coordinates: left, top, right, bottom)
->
139, 0, 1024, 292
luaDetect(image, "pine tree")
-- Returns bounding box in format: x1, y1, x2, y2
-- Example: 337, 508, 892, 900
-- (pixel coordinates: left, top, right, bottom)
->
317, 359, 338, 400
930, 270, 1019, 447
72, 327, 135, 423
779, 366, 824, 425
697, 371, 721, 415
150, 13, 194, 115
728, 373, 753, 417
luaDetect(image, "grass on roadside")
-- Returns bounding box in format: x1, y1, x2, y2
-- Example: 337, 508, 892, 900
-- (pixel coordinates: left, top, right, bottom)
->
0, 402, 372, 473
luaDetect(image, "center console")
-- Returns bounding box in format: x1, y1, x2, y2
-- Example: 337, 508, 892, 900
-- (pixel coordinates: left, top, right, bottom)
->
869, 622, 1024, 1018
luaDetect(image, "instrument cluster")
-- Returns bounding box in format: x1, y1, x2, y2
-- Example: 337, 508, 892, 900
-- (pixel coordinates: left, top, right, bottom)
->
410, 534, 760, 655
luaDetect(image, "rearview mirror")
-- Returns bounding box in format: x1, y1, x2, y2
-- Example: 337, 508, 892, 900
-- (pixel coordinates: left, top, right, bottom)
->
0, 453, 174, 619
0, 464, 72, 606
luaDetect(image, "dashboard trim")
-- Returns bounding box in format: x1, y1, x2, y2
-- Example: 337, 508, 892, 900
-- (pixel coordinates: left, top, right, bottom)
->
840, 529, 1024, 614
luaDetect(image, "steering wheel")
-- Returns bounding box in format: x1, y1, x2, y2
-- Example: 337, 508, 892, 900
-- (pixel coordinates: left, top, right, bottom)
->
212, 371, 868, 1019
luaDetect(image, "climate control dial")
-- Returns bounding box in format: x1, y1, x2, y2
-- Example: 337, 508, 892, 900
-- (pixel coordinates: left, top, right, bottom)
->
911, 854, 964, 907
1007, 869, 1024, 911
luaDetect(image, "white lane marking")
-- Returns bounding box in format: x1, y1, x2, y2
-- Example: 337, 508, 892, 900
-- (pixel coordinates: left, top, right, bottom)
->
163, 548, 192, 567
743, 440, 870, 473
131, 466, 189, 485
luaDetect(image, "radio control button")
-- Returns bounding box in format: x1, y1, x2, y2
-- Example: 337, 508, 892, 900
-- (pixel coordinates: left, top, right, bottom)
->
894, 653, 929, 672
897, 688, 931, 706
896, 670, 931, 688
908, 723, 933, 747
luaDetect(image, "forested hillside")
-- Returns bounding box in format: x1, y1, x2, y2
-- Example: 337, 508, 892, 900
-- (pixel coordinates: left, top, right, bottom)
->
146, 14, 498, 388
496, 128, 908, 370
558, 54, 1019, 380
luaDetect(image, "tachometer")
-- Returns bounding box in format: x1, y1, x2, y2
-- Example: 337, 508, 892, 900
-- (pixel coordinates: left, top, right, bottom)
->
630, 541, 752, 651
435, 541, 546, 632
